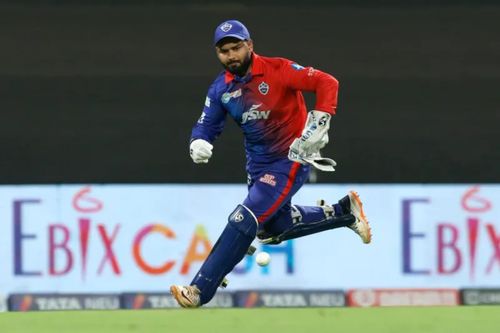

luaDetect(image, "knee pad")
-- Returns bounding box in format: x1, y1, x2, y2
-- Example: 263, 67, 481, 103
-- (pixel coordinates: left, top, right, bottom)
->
228, 204, 258, 237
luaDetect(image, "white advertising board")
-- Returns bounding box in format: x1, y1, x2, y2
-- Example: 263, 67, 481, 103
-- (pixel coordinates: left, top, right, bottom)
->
0, 184, 498, 293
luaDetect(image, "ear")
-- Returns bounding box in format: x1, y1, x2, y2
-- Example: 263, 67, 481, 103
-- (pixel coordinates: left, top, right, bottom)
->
246, 39, 254, 52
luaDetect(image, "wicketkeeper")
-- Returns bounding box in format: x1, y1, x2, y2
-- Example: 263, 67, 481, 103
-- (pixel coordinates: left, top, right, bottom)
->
170, 20, 371, 308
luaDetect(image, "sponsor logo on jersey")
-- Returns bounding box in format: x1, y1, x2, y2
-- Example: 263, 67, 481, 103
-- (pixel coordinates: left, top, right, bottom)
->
259, 174, 277, 187
197, 112, 206, 124
291, 63, 305, 70
220, 22, 232, 32
221, 89, 242, 104
258, 81, 269, 95
241, 104, 271, 124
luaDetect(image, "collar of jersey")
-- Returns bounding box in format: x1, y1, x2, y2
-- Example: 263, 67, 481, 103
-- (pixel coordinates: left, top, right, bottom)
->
224, 52, 264, 84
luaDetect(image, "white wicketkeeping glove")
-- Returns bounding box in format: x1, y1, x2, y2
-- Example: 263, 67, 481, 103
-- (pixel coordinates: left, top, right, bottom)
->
288, 110, 337, 172
190, 139, 213, 164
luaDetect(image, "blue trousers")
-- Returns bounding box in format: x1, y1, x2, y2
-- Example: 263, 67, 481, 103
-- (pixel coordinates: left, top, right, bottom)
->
244, 159, 332, 235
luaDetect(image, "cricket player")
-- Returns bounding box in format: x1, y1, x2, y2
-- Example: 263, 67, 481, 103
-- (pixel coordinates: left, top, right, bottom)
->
170, 20, 371, 308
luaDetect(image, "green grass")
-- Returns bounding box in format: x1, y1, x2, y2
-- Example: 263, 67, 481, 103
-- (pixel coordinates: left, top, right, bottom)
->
1, 307, 500, 333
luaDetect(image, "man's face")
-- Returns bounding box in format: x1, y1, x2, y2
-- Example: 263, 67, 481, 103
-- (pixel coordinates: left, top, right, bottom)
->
215, 39, 253, 76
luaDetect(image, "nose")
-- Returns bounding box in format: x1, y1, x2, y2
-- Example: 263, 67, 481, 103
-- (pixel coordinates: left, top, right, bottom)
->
227, 50, 238, 61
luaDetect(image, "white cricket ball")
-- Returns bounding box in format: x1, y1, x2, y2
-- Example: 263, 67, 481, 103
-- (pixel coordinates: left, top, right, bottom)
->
255, 252, 271, 266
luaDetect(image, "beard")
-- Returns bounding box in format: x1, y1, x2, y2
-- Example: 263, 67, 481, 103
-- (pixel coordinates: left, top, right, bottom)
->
223, 52, 252, 77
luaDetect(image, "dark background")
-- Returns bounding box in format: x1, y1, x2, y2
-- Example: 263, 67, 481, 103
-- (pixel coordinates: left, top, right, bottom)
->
0, 1, 498, 183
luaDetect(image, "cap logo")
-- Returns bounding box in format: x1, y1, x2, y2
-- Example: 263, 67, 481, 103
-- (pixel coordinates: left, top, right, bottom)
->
220, 22, 232, 32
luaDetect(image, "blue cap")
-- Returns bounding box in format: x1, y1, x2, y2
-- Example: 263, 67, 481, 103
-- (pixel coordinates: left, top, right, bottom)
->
214, 20, 250, 46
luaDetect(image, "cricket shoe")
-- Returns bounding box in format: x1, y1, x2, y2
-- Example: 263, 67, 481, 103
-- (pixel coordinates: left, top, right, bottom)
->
170, 285, 201, 308
344, 191, 372, 244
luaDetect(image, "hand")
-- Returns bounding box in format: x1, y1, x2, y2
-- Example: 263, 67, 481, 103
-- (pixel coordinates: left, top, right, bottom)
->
289, 110, 331, 157
288, 110, 336, 172
190, 139, 213, 164
289, 140, 337, 172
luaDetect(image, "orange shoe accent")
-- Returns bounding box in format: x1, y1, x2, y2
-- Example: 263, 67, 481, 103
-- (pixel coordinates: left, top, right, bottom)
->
170, 285, 201, 308
348, 191, 372, 244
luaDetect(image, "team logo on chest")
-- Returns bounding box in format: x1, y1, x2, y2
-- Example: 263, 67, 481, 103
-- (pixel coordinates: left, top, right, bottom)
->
258, 81, 269, 95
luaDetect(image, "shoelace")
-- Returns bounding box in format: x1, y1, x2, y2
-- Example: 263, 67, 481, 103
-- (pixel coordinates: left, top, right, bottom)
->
182, 287, 199, 300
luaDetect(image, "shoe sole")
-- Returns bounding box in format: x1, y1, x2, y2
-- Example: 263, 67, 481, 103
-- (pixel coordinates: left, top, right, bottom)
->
349, 191, 372, 244
170, 285, 197, 308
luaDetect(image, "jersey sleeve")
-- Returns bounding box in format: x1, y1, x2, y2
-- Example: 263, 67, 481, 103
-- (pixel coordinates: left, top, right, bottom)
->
281, 59, 339, 114
191, 82, 227, 143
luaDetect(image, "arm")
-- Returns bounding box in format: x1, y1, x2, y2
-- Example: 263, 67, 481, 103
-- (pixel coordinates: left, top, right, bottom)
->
190, 82, 227, 164
282, 61, 339, 171
281, 60, 339, 114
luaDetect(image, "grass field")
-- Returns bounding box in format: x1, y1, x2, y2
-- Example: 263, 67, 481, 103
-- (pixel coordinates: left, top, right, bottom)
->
1, 307, 500, 333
